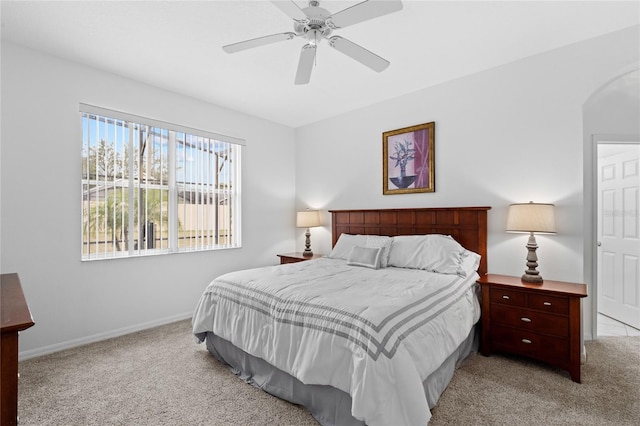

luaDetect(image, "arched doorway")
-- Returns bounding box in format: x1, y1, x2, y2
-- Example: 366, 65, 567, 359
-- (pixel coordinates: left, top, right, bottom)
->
584, 67, 640, 339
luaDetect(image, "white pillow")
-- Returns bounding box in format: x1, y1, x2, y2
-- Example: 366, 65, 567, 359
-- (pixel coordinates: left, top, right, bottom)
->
328, 234, 368, 260
388, 234, 465, 274
347, 246, 382, 269
365, 235, 393, 268
329, 234, 393, 268
457, 249, 481, 277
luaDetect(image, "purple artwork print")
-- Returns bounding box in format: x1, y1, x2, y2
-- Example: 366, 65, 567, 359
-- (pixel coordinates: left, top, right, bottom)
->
388, 133, 416, 189
413, 129, 429, 188
383, 121, 434, 195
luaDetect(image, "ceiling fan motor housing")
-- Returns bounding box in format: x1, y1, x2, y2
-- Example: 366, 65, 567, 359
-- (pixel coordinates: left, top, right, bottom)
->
295, 3, 333, 42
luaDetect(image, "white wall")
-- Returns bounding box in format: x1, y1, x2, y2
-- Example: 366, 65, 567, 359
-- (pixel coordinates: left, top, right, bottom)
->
3, 25, 638, 357
0, 43, 297, 358
295, 26, 640, 341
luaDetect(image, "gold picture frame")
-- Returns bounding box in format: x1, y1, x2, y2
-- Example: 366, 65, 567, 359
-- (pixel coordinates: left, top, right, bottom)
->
383, 122, 435, 194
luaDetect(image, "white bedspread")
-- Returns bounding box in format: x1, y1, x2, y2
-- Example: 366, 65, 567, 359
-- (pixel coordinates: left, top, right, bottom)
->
192, 257, 480, 426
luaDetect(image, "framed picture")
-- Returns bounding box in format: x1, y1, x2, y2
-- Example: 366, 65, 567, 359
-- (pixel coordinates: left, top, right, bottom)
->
383, 121, 435, 194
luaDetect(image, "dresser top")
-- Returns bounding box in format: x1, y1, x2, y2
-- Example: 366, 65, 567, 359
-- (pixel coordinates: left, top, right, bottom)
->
478, 274, 588, 298
1, 273, 35, 333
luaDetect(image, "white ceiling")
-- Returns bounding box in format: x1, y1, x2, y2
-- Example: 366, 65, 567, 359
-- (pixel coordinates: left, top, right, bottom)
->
2, 1, 639, 128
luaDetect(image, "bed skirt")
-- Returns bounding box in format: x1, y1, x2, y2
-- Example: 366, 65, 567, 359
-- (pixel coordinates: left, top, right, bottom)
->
204, 325, 479, 426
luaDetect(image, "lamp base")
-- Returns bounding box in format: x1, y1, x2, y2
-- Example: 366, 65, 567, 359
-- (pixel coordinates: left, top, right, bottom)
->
522, 273, 543, 283
303, 228, 313, 257
521, 232, 544, 283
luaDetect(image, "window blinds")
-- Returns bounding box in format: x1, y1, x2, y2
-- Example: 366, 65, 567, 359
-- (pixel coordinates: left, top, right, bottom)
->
80, 104, 242, 260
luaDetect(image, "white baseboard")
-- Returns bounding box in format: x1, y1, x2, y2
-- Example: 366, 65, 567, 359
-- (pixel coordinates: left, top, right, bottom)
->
18, 312, 193, 361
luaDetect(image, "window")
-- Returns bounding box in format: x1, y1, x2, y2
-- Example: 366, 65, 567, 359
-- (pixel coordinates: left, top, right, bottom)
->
81, 105, 242, 260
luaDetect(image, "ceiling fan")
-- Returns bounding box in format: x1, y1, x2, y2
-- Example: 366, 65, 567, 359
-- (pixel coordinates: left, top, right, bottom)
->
222, 0, 403, 85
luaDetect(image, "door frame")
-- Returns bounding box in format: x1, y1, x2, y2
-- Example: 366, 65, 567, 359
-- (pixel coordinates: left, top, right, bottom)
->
588, 135, 640, 339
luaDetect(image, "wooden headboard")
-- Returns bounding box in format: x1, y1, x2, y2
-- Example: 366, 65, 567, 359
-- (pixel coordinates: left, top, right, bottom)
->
329, 207, 491, 276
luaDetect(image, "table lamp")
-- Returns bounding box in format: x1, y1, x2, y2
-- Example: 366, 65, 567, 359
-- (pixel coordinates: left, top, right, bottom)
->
506, 202, 556, 283
296, 210, 321, 257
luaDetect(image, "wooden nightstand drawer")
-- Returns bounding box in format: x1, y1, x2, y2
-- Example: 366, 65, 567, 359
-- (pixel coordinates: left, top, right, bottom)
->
479, 274, 587, 383
527, 293, 569, 315
490, 304, 569, 337
490, 288, 526, 307
491, 325, 569, 365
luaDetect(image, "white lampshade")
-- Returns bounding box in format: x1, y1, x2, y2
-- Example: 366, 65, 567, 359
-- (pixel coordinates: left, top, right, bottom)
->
296, 210, 321, 228
506, 202, 556, 234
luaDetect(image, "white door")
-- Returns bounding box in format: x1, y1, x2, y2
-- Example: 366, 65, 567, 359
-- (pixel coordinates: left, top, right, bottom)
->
598, 143, 640, 329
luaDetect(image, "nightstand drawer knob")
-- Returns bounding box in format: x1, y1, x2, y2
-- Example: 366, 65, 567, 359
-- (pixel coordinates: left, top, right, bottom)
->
520, 317, 532, 323
502, 295, 510, 300
543, 302, 552, 306
521, 338, 532, 344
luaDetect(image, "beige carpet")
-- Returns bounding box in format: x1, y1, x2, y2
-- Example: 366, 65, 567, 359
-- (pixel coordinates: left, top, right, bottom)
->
430, 336, 640, 425
18, 320, 639, 425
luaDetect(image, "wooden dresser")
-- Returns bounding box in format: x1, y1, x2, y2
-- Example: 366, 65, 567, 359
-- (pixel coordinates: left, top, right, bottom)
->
478, 274, 587, 383
1, 273, 35, 426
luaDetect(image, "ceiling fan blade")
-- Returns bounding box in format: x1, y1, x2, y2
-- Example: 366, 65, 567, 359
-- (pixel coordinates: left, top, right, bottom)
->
222, 32, 297, 53
329, 36, 389, 72
328, 0, 403, 29
271, 1, 308, 22
295, 44, 316, 85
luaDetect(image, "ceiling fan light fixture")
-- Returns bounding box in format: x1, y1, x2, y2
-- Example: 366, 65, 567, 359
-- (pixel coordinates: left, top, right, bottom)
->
306, 29, 323, 45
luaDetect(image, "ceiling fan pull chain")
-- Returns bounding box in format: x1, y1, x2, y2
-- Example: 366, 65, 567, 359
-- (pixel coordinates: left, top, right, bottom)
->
314, 32, 318, 66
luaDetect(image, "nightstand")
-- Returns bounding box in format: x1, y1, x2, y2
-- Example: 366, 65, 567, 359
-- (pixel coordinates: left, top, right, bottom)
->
277, 252, 323, 264
478, 274, 587, 383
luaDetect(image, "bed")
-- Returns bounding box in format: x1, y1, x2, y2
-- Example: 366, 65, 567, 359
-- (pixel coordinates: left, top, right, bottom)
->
193, 206, 490, 425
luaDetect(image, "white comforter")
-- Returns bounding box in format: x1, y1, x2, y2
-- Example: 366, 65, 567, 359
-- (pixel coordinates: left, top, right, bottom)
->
192, 257, 480, 426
